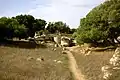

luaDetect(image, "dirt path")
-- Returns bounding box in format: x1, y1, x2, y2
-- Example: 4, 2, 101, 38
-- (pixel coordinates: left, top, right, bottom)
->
65, 50, 85, 80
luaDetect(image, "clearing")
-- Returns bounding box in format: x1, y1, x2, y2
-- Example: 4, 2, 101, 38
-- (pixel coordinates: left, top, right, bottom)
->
0, 42, 73, 80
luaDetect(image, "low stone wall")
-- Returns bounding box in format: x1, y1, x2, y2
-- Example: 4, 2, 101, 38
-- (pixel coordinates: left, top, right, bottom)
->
101, 47, 120, 80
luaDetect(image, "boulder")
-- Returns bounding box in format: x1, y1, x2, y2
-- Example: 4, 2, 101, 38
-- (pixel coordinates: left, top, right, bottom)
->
54, 36, 61, 47
61, 36, 71, 47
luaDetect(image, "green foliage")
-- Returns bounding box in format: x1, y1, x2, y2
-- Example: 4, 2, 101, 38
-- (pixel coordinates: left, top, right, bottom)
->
75, 0, 120, 45
46, 21, 71, 34
15, 15, 46, 37
69, 28, 76, 34
0, 14, 74, 41
0, 15, 47, 40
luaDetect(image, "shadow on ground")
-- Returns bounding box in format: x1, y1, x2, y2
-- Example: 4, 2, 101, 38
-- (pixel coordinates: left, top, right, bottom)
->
0, 40, 47, 49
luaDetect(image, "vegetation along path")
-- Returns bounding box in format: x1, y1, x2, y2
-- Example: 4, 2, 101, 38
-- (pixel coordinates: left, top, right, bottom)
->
65, 50, 85, 80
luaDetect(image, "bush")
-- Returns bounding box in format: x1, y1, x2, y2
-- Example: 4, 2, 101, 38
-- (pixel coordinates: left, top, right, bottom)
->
75, 0, 120, 46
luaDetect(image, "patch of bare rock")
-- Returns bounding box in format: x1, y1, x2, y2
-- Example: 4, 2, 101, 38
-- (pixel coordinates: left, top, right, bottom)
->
101, 47, 120, 80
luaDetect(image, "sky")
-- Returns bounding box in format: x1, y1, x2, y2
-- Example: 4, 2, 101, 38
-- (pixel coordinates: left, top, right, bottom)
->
0, 0, 105, 28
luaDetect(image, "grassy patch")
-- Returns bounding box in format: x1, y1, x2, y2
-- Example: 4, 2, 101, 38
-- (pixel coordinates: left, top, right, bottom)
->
0, 46, 72, 80
73, 50, 114, 80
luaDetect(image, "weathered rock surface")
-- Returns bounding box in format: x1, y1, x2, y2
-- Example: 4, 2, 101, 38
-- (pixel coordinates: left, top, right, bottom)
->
102, 47, 120, 80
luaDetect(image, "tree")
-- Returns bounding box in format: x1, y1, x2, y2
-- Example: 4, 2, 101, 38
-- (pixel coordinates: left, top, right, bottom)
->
46, 21, 70, 34
46, 22, 56, 33
15, 14, 46, 37
0, 20, 7, 39
75, 0, 120, 45
0, 17, 27, 39
0, 17, 15, 39
33, 19, 47, 32
0, 15, 47, 40
70, 28, 76, 34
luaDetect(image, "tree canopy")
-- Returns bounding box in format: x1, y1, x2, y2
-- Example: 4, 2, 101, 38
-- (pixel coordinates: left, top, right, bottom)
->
0, 14, 75, 41
75, 0, 120, 45
0, 15, 47, 40
15, 15, 47, 37
46, 21, 71, 34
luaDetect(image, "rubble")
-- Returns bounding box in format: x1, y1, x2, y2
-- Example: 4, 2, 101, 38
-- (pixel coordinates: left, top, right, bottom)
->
102, 47, 120, 80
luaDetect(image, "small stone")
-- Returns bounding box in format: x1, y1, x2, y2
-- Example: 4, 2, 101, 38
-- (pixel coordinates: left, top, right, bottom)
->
101, 65, 112, 72
62, 47, 66, 50
36, 57, 44, 62
113, 67, 120, 70
57, 61, 62, 64
103, 72, 112, 80
41, 41, 45, 44
85, 51, 91, 56
110, 57, 120, 66
55, 44, 58, 47
53, 49, 56, 51
62, 51, 67, 54
27, 57, 34, 61
53, 60, 57, 62
52, 48, 56, 51
36, 58, 41, 62
115, 47, 120, 54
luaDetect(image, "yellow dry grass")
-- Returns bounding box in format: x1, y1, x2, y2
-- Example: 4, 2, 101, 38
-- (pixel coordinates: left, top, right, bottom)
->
0, 46, 73, 80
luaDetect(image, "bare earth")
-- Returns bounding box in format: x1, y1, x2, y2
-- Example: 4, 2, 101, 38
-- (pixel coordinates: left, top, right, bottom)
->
65, 50, 85, 80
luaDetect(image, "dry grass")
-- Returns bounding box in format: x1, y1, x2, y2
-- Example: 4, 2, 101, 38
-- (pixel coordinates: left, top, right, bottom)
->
0, 45, 73, 80
72, 48, 115, 80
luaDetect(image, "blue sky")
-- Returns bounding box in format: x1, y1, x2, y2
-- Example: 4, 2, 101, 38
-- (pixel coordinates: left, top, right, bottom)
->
0, 0, 104, 28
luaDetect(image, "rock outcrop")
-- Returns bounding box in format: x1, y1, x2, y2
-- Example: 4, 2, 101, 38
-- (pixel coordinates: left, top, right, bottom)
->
102, 47, 120, 80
